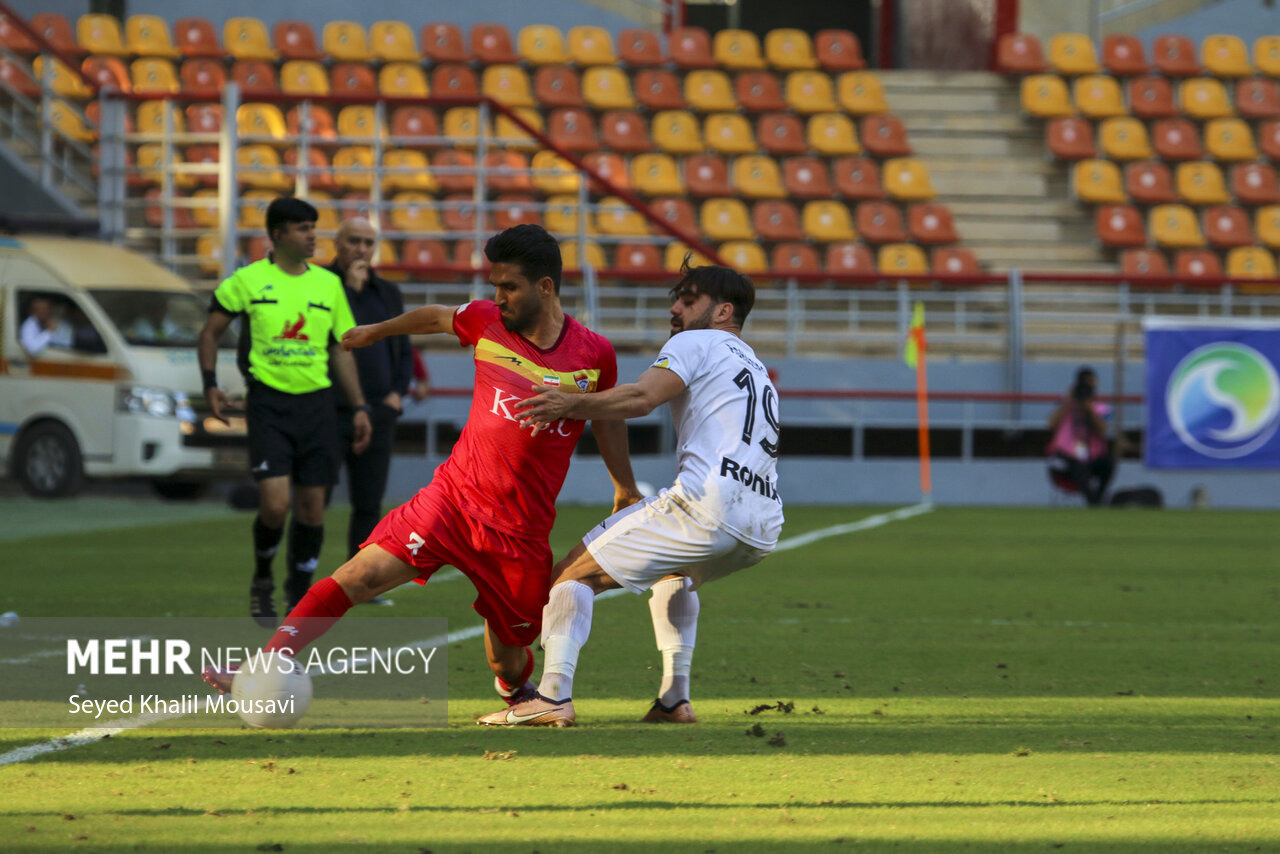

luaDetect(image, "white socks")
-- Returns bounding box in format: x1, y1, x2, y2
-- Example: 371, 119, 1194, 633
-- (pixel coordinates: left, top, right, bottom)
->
537, 581, 595, 701
649, 576, 699, 706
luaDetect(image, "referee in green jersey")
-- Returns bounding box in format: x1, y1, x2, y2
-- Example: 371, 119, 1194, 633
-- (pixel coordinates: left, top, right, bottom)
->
198, 197, 372, 627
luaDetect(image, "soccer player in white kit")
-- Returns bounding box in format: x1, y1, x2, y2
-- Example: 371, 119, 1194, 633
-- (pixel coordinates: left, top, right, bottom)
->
478, 261, 784, 727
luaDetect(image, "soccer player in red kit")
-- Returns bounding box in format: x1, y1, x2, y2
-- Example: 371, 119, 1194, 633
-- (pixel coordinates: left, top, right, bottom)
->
203, 225, 641, 706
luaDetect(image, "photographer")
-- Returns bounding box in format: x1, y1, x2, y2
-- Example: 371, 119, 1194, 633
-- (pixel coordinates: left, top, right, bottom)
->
1046, 366, 1114, 506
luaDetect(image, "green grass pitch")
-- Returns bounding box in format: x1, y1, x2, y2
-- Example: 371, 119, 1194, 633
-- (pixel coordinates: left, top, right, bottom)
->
0, 502, 1278, 852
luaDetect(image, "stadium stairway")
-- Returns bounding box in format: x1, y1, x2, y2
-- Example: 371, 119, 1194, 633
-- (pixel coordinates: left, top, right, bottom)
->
0, 103, 97, 218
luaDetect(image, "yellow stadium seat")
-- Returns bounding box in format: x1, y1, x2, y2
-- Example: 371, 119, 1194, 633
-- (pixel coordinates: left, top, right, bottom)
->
495, 107, 543, 150
543, 195, 593, 236
336, 105, 385, 141
802, 200, 856, 242
137, 101, 184, 136
312, 237, 337, 265
237, 190, 276, 229
236, 144, 291, 191
1072, 159, 1126, 203
718, 241, 768, 273
482, 65, 535, 107
1098, 117, 1153, 160
1225, 246, 1276, 278
77, 13, 128, 56
281, 60, 329, 96
189, 188, 220, 229
130, 58, 179, 94
1175, 161, 1230, 205
310, 192, 340, 232
442, 107, 493, 148
379, 63, 428, 98
704, 113, 757, 154
883, 157, 937, 201
1254, 36, 1280, 77
382, 149, 436, 193
237, 102, 288, 140
224, 17, 276, 61
47, 99, 95, 142
1180, 78, 1232, 119
1205, 118, 1258, 161
785, 70, 838, 113
195, 235, 224, 275
808, 113, 861, 156
684, 70, 737, 112
531, 150, 582, 194
765, 29, 818, 70
665, 242, 713, 271
1020, 74, 1073, 118
1073, 74, 1126, 118
653, 110, 705, 154
836, 71, 889, 114
878, 243, 930, 274
519, 24, 567, 65
596, 196, 649, 236
371, 20, 419, 61
562, 240, 607, 271
1202, 34, 1251, 77
33, 57, 92, 99
714, 29, 766, 69
583, 67, 635, 110
1048, 33, 1100, 75
328, 146, 374, 191
567, 26, 616, 65
323, 21, 372, 62
388, 192, 442, 233
631, 153, 684, 195
732, 155, 786, 199
701, 198, 754, 241
125, 15, 180, 58
1150, 204, 1206, 248
1255, 205, 1280, 248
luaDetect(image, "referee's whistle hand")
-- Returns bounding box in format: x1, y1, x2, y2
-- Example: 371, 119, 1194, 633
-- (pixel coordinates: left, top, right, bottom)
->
207, 387, 231, 425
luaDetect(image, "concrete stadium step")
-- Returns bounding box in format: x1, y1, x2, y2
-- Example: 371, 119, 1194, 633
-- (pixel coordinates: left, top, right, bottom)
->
907, 134, 1043, 158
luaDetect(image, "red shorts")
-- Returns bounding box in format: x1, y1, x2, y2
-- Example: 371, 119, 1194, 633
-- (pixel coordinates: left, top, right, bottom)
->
361, 482, 552, 647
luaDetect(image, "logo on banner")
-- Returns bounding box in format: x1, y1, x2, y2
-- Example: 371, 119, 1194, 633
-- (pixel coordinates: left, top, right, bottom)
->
1166, 342, 1280, 459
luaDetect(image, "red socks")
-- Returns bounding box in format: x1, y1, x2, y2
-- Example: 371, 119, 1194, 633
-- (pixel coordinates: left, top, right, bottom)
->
263, 576, 353, 657
496, 646, 536, 695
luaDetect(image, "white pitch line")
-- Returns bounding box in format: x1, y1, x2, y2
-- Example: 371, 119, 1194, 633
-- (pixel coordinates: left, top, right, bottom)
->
0, 503, 930, 766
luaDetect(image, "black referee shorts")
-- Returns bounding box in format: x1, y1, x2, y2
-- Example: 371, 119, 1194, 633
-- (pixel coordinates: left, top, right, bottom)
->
245, 383, 338, 486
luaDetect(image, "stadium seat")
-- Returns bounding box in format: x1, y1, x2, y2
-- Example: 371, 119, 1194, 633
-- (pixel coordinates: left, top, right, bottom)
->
1179, 78, 1233, 119
601, 110, 653, 153
519, 24, 568, 65
232, 60, 278, 93
908, 202, 959, 244
387, 192, 442, 234
433, 150, 476, 193
861, 114, 913, 157
1101, 34, 1148, 75
1260, 121, 1280, 160
82, 56, 130, 92
1119, 248, 1170, 276
422, 23, 467, 62
136, 101, 183, 136
281, 60, 329, 96
379, 62, 428, 98
765, 29, 818, 70
1048, 33, 1099, 75
495, 107, 543, 151
331, 146, 375, 191
752, 200, 804, 241
194, 235, 225, 274
173, 17, 221, 58
371, 21, 418, 62
583, 67, 635, 110
186, 102, 223, 134
1231, 163, 1280, 205
736, 71, 786, 112
1020, 74, 1073, 118
782, 156, 834, 199
390, 106, 439, 146
537, 66, 585, 108
331, 63, 377, 97
786, 70, 837, 113
757, 113, 808, 155
1125, 161, 1177, 204
997, 32, 1047, 74
543, 195, 592, 236
1073, 74, 1126, 118
383, 149, 436, 193
287, 149, 340, 194
878, 243, 929, 275
705, 113, 757, 154
451, 239, 479, 273
336, 105, 384, 142
618, 28, 664, 66
78, 13, 128, 56
1203, 204, 1254, 248
288, 104, 336, 140
1255, 35, 1280, 76
47, 99, 95, 142
1205, 118, 1258, 161
714, 29, 765, 70
596, 196, 648, 237
772, 243, 821, 274
273, 21, 321, 61
665, 242, 714, 271
472, 23, 518, 64
1175, 161, 1230, 205
184, 144, 219, 187
685, 69, 737, 112
486, 150, 534, 193
653, 110, 704, 154
180, 58, 225, 93
130, 58, 179, 93
1225, 245, 1277, 278
1072, 159, 1126, 203
1153, 34, 1199, 76
733, 155, 785, 199
802, 200, 856, 242
718, 241, 768, 274
651, 197, 698, 237
701, 198, 754, 241
1255, 205, 1280, 248
1094, 204, 1146, 247
568, 25, 616, 65
186, 187, 220, 228
833, 156, 886, 199
631, 153, 683, 195
1235, 78, 1280, 120
826, 241, 875, 273
125, 14, 179, 58
836, 71, 889, 114
1046, 116, 1096, 159
635, 69, 686, 110
1175, 248, 1221, 277
337, 192, 374, 220
402, 238, 450, 269
31, 13, 83, 58
440, 193, 481, 235
883, 157, 936, 201
932, 246, 980, 275
1151, 118, 1204, 161
615, 242, 663, 272
432, 64, 479, 97
808, 113, 861, 155
1127, 75, 1177, 119
324, 21, 372, 62
238, 102, 288, 140
815, 29, 866, 72
31, 57, 92, 99
583, 149, 628, 194
562, 240, 608, 271
685, 153, 732, 197
531, 150, 581, 194
483, 65, 535, 107
1201, 34, 1251, 77
547, 107, 598, 152
1150, 204, 1206, 247
856, 200, 907, 242
0, 15, 38, 56
236, 144, 291, 191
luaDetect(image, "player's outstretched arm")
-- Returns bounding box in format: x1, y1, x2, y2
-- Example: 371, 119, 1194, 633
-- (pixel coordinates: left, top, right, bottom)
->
518, 367, 687, 424
342, 304, 457, 351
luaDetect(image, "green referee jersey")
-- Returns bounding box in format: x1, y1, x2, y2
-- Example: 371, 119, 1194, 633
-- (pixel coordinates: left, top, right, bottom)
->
212, 258, 356, 394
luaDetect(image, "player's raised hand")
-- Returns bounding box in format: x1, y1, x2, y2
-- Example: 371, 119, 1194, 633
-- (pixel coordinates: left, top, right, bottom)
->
342, 324, 380, 351
516, 384, 574, 425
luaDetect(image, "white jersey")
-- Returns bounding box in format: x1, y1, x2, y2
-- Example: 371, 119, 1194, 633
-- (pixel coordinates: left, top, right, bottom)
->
651, 329, 784, 549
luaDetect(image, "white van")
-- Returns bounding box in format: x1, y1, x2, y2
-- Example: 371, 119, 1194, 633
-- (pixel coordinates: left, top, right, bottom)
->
0, 236, 247, 497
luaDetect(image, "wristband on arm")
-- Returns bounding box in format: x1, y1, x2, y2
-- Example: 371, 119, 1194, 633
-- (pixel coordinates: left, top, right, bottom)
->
201, 369, 217, 391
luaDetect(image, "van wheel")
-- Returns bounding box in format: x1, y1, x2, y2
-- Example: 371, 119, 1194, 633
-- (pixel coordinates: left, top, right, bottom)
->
151, 479, 208, 500
14, 422, 84, 498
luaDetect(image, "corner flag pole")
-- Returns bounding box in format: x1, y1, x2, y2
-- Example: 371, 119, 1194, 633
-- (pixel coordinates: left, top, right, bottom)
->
903, 302, 932, 499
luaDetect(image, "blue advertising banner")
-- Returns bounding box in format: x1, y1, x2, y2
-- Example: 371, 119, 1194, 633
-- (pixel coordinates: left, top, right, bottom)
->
1144, 319, 1280, 468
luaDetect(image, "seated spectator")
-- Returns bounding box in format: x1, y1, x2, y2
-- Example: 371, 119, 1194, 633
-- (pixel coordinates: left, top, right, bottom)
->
126, 297, 185, 344
1046, 366, 1114, 506
20, 295, 73, 356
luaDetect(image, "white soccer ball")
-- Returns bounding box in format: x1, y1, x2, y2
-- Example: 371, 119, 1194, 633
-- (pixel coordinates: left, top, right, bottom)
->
229, 655, 312, 729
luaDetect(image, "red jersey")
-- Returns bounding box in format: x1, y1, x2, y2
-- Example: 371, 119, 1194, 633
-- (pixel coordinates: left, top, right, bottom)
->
432, 300, 617, 540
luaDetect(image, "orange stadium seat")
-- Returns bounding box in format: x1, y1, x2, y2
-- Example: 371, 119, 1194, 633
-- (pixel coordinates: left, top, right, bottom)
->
485, 150, 534, 193
1119, 248, 1170, 276
1153, 34, 1199, 76
1101, 34, 1148, 75
337, 192, 374, 221
833, 156, 886, 199
1150, 204, 1206, 247
236, 144, 291, 191
82, 56, 130, 92
232, 60, 278, 93
180, 58, 225, 93
1127, 75, 1177, 119
568, 25, 616, 65
596, 196, 647, 237
383, 149, 436, 193
472, 23, 518, 64
862, 114, 913, 157
130, 58, 178, 93
273, 20, 321, 61
1203, 204, 1254, 248
615, 243, 663, 272
635, 69, 686, 110
733, 155, 785, 198
997, 33, 1047, 74
495, 107, 543, 151
78, 13, 128, 56
583, 67, 635, 110
618, 28, 664, 66
1179, 78, 1232, 120
32, 56, 92, 98
387, 192, 442, 234
752, 200, 804, 241
537, 66, 585, 107
1072, 159, 1126, 203
685, 153, 732, 197
1048, 33, 1099, 75
1255, 205, 1280, 248
701, 198, 754, 241
772, 243, 821, 274
433, 150, 475, 193
786, 70, 838, 113
288, 104, 336, 140
668, 27, 714, 69
883, 157, 936, 201
714, 29, 766, 70
1095, 204, 1146, 247
653, 110, 704, 154
757, 113, 808, 155
186, 103, 223, 134
878, 243, 929, 275
281, 60, 329, 96
47, 99, 96, 142
336, 105, 384, 142
1255, 35, 1280, 76
765, 29, 818, 70
287, 149, 340, 194
324, 21, 372, 62
601, 110, 653, 153
583, 151, 628, 193
531, 150, 581, 195
136, 101, 183, 136
440, 193, 481, 235
451, 239, 479, 273
1152, 118, 1203, 161
422, 23, 467, 62
932, 247, 980, 275
390, 106, 439, 146
808, 113, 861, 156
651, 197, 698, 237
837, 71, 889, 114
432, 63, 479, 97
1174, 249, 1221, 278
483, 65, 535, 107
783, 156, 834, 199
826, 241, 875, 273
32, 13, 84, 58
1175, 161, 1230, 205
380, 62, 428, 98
1201, 34, 1251, 77
705, 112, 756, 154
1236, 78, 1280, 120
126, 15, 180, 57
1020, 74, 1073, 118
631, 153, 683, 195
1073, 74, 1126, 118
184, 144, 219, 187
1125, 161, 1177, 204
736, 71, 786, 112
1205, 118, 1258, 161
1260, 121, 1280, 160
547, 107, 598, 152
908, 202, 959, 244
802, 200, 856, 242
685, 69, 737, 112
1231, 163, 1280, 205
0, 15, 39, 55
370, 21, 418, 62
402, 239, 450, 268
1046, 116, 1096, 159
331, 63, 377, 97
519, 24, 567, 65
1226, 246, 1277, 279
718, 241, 768, 274
815, 29, 865, 72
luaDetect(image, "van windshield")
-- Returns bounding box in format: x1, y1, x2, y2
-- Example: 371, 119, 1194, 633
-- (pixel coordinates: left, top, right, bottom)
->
88, 290, 236, 348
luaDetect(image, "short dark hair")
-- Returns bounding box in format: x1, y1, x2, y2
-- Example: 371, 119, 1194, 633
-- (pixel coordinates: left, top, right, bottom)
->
484, 224, 562, 293
668, 255, 755, 327
265, 196, 318, 243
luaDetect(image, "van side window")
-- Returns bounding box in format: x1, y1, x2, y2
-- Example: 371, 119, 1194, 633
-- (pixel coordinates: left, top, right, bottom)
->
17, 290, 106, 356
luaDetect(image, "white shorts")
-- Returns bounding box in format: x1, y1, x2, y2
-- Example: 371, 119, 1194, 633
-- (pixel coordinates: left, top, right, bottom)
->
583, 491, 773, 594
